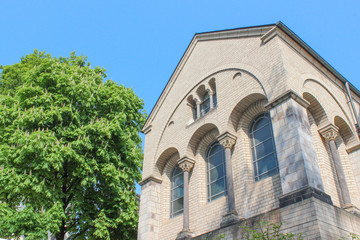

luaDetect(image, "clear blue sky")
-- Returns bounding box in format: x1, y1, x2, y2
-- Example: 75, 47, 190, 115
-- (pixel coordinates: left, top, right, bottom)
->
1, 1, 359, 192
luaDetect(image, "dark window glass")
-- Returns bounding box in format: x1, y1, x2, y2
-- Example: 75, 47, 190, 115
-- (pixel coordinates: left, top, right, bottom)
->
250, 113, 278, 181
213, 93, 217, 107
200, 92, 210, 116
170, 165, 183, 218
206, 142, 226, 201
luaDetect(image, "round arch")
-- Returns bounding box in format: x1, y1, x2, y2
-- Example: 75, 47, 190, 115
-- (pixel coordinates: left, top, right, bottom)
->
186, 123, 220, 157
154, 147, 180, 177
228, 93, 267, 132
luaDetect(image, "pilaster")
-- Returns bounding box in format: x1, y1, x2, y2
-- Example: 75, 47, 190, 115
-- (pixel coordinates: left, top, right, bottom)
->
266, 90, 330, 206
138, 177, 162, 240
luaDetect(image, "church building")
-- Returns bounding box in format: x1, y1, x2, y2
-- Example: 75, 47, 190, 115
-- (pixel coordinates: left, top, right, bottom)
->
137, 22, 360, 239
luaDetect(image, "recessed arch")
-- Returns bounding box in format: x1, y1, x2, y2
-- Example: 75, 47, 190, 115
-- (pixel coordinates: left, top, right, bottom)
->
155, 147, 180, 177
228, 93, 267, 132
303, 92, 329, 127
303, 79, 353, 128
196, 85, 207, 100
334, 116, 357, 147
187, 123, 220, 157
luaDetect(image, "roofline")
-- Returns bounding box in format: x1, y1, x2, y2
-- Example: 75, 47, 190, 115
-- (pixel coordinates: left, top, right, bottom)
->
275, 21, 360, 97
142, 22, 360, 132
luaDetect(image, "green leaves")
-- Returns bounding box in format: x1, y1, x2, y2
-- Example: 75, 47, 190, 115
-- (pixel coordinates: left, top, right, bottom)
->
0, 50, 145, 239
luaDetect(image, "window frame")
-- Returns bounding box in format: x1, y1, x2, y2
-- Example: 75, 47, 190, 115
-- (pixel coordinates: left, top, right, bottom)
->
170, 164, 184, 218
249, 112, 279, 181
206, 141, 227, 202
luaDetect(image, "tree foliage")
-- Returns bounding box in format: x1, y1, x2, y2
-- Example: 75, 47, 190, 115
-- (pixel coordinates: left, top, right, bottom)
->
240, 221, 303, 240
0, 50, 146, 239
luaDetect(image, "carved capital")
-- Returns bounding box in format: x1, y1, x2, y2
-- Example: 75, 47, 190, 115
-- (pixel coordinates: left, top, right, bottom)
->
206, 88, 215, 95
194, 98, 201, 105
218, 132, 237, 149
178, 157, 195, 172
319, 124, 339, 142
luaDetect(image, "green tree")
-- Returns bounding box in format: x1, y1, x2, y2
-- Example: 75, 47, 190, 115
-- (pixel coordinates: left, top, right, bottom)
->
0, 50, 146, 239
240, 221, 303, 240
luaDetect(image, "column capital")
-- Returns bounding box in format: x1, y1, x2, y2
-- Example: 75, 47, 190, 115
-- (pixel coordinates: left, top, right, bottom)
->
206, 88, 215, 95
318, 124, 339, 142
194, 98, 200, 104
178, 157, 195, 172
218, 132, 237, 149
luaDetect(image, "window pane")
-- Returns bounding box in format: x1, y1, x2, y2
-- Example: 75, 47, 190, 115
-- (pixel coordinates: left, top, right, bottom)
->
201, 99, 210, 116
255, 139, 274, 158
259, 169, 278, 180
253, 116, 269, 130
208, 151, 223, 168
173, 166, 182, 176
253, 124, 271, 144
210, 164, 225, 182
258, 153, 277, 175
173, 186, 184, 199
210, 178, 226, 196
213, 94, 217, 107
173, 174, 183, 187
172, 197, 184, 213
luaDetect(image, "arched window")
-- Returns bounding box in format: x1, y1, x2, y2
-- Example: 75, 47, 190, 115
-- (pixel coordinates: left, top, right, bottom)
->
249, 112, 278, 181
170, 165, 184, 218
200, 92, 210, 117
206, 142, 226, 201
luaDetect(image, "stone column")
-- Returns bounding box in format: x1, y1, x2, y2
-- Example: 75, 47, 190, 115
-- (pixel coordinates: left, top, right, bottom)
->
176, 157, 195, 240
194, 98, 201, 119
207, 89, 215, 109
138, 177, 162, 240
218, 132, 239, 227
265, 90, 332, 207
319, 124, 352, 208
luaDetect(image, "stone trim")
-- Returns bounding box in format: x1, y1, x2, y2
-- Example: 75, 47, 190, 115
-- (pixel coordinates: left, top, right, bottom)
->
346, 143, 360, 154
178, 157, 195, 172
138, 176, 162, 186
217, 132, 237, 149
318, 124, 339, 142
264, 90, 310, 110
279, 186, 333, 208
141, 125, 152, 134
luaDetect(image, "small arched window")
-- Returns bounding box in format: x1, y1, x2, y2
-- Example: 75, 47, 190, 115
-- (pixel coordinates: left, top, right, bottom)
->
249, 112, 278, 181
206, 142, 226, 201
170, 165, 184, 218
200, 92, 211, 117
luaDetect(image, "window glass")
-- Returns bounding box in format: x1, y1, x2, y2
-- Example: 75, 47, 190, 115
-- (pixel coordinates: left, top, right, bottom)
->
170, 165, 184, 218
213, 93, 217, 107
200, 92, 210, 116
206, 142, 226, 201
250, 112, 278, 181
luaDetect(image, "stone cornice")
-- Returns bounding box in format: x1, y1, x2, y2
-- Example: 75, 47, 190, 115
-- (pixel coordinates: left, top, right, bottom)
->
346, 144, 360, 154
265, 90, 310, 110
138, 176, 162, 186
177, 157, 195, 172
218, 132, 237, 149
318, 124, 339, 142
141, 125, 152, 135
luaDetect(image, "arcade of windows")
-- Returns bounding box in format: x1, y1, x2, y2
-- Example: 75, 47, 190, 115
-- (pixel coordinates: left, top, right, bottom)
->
170, 112, 278, 218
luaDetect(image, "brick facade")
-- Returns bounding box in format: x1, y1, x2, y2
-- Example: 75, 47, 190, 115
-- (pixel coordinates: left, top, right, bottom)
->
138, 22, 360, 239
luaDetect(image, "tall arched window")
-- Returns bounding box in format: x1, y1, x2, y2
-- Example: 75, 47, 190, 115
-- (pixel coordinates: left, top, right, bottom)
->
170, 165, 184, 218
249, 112, 278, 181
200, 92, 211, 117
206, 142, 226, 201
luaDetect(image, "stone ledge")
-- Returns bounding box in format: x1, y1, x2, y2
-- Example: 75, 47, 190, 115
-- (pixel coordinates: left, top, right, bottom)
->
279, 186, 332, 208
264, 90, 310, 110
138, 176, 162, 186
